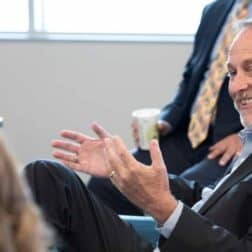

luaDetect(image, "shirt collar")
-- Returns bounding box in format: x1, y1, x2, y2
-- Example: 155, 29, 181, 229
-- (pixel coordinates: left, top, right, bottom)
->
239, 126, 252, 143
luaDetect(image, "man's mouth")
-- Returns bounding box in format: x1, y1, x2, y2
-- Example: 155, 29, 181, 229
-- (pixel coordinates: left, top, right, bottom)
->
235, 92, 252, 106
240, 97, 252, 105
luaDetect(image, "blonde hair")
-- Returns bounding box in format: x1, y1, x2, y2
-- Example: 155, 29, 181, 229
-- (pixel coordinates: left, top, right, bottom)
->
0, 137, 52, 252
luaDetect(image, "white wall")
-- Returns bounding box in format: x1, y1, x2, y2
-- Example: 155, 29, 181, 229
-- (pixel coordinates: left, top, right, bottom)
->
0, 41, 192, 166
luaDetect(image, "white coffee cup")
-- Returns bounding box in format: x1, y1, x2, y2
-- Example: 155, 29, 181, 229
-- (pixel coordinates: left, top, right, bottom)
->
132, 108, 160, 150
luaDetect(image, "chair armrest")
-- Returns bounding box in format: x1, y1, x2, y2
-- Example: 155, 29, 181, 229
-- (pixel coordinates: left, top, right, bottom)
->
119, 215, 159, 248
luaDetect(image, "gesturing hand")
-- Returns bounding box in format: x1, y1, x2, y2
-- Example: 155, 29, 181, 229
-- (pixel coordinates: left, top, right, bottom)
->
104, 136, 177, 224
51, 122, 111, 177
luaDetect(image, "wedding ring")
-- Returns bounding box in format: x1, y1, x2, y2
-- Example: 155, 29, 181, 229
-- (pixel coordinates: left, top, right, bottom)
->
109, 170, 115, 179
72, 155, 78, 163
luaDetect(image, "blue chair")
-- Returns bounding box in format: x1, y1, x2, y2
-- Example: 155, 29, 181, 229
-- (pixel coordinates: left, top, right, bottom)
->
119, 215, 159, 248
50, 215, 159, 251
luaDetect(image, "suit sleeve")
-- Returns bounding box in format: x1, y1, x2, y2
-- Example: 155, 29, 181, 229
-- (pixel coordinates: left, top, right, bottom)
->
159, 205, 252, 252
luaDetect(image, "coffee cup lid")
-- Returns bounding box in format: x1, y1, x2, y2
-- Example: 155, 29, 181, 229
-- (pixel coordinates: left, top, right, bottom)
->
132, 108, 160, 118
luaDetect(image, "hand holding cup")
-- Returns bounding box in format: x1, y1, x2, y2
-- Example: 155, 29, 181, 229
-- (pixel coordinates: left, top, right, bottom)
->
131, 108, 160, 150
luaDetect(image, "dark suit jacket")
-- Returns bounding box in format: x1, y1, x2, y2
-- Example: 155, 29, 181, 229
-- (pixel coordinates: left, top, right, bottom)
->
159, 154, 252, 251
160, 0, 242, 143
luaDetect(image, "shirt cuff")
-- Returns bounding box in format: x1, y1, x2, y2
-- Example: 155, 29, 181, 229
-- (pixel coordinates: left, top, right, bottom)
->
156, 200, 184, 239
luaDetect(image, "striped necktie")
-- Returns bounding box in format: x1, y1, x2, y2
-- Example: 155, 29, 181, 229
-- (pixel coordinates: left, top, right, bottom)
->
188, 0, 249, 149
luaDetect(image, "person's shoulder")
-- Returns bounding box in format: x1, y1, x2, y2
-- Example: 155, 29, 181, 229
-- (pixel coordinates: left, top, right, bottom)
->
199, 0, 235, 23
204, 0, 234, 12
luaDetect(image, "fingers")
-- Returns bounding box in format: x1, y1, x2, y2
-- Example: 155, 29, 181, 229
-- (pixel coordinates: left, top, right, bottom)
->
103, 138, 124, 184
131, 121, 137, 130
149, 139, 166, 171
208, 143, 234, 166
104, 136, 135, 183
113, 136, 136, 167
91, 122, 111, 139
51, 140, 79, 154
61, 160, 81, 172
52, 150, 78, 163
157, 120, 172, 136
218, 150, 235, 166
208, 144, 239, 166
60, 130, 89, 144
208, 134, 242, 166
131, 121, 140, 147
52, 150, 82, 172
208, 144, 226, 159
157, 121, 165, 132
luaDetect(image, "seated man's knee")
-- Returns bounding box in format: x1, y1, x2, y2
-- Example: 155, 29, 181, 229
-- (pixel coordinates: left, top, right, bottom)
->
24, 160, 79, 198
24, 159, 73, 182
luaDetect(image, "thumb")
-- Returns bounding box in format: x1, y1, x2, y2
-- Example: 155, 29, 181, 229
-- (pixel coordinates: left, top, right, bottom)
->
149, 139, 166, 171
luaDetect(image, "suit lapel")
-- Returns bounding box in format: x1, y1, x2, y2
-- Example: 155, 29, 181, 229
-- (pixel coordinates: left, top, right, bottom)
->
199, 154, 252, 214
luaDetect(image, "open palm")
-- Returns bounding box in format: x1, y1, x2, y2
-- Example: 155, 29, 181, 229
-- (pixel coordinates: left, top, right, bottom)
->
52, 123, 111, 177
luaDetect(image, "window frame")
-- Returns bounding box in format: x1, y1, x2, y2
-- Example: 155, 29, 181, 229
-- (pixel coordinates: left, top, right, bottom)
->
0, 0, 210, 43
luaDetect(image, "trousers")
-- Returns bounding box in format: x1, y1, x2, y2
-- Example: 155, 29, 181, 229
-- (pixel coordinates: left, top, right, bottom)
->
24, 160, 153, 252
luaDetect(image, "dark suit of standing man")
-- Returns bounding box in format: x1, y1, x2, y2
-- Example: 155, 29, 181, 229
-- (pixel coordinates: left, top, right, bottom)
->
88, 0, 244, 215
